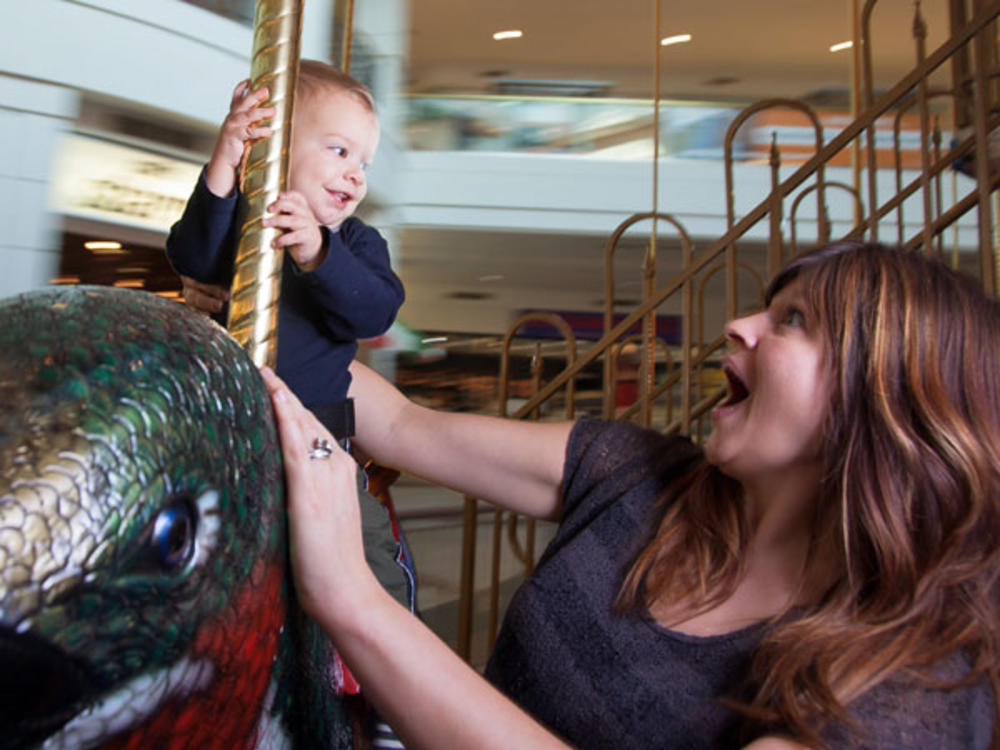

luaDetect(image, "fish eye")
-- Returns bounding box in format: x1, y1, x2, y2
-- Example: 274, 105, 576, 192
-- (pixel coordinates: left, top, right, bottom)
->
150, 498, 197, 570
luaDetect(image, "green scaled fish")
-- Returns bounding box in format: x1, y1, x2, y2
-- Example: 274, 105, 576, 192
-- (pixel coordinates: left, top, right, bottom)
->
0, 286, 352, 749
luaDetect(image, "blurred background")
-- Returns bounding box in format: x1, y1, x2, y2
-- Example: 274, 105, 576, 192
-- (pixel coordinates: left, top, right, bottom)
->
1, 0, 981, 665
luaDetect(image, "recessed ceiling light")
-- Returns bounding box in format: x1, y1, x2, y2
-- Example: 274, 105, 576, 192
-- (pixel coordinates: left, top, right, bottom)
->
660, 34, 692, 47
830, 40, 853, 52
493, 30, 523, 41
84, 240, 124, 254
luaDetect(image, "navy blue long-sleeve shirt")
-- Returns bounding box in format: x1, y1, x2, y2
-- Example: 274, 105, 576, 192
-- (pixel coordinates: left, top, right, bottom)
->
165, 172, 404, 407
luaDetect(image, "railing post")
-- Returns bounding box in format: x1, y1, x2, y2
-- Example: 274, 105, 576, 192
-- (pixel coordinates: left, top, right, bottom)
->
972, 1, 998, 294
915, 3, 937, 255
768, 133, 784, 275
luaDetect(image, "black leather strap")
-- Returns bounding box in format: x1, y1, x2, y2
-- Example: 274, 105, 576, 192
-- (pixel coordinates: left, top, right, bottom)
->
310, 398, 356, 441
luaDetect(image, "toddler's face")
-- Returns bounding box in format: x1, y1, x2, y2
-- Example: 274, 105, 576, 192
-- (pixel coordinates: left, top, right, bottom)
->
288, 89, 379, 229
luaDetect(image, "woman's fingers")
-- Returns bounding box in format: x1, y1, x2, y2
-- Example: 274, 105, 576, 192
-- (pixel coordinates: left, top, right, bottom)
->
261, 367, 314, 463
260, 367, 372, 619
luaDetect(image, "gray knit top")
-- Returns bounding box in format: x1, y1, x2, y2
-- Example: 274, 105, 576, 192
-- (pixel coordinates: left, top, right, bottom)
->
484, 419, 994, 749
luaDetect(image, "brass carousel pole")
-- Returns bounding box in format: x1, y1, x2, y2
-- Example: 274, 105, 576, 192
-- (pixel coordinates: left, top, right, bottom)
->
333, 0, 356, 72
227, 0, 305, 367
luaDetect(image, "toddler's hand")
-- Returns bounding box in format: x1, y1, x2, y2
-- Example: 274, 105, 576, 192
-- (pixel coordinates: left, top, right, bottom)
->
205, 80, 276, 198
264, 192, 326, 271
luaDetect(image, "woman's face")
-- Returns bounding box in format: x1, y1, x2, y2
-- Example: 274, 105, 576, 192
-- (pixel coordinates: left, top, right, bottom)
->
704, 280, 833, 490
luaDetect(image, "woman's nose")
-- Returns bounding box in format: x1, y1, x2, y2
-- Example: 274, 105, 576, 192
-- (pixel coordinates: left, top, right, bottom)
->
724, 312, 763, 349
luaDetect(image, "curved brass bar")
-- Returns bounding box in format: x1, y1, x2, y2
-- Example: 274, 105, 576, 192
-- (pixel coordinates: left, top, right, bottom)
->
498, 312, 578, 420
227, 0, 304, 368
494, 315, 577, 606
601, 211, 694, 421
789, 181, 865, 256
723, 98, 827, 281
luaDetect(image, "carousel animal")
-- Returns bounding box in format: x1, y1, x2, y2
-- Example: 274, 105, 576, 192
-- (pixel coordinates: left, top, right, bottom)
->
0, 285, 352, 749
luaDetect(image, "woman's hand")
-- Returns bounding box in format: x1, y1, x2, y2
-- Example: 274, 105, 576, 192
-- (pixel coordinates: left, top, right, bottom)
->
263, 366, 569, 750
260, 366, 376, 624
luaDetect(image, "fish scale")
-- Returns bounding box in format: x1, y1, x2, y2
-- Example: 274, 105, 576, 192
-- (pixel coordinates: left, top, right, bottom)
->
0, 286, 353, 749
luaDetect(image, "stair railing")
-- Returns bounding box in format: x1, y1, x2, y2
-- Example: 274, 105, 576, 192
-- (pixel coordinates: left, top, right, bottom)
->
453, 0, 1000, 662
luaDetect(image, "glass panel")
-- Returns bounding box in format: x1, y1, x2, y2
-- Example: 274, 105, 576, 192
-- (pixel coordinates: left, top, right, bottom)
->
403, 94, 952, 166
403, 95, 752, 160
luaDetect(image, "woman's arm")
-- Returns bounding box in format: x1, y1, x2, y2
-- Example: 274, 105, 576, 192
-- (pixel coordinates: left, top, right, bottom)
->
348, 360, 573, 521
263, 367, 569, 750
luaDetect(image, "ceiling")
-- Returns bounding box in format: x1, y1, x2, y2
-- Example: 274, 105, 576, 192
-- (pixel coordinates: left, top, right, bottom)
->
406, 0, 951, 101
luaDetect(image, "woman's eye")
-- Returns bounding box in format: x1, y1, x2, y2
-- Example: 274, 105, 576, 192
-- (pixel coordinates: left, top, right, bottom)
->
782, 307, 806, 328
360, 162, 370, 172
329, 145, 346, 156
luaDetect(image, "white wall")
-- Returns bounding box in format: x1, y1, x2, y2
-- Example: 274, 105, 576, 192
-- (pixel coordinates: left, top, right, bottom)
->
399, 150, 982, 247
0, 77, 75, 297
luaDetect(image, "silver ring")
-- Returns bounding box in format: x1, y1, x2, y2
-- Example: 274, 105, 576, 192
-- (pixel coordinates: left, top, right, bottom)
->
308, 437, 334, 460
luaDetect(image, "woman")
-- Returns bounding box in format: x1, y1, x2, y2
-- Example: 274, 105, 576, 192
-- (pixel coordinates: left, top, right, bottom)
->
262, 241, 999, 749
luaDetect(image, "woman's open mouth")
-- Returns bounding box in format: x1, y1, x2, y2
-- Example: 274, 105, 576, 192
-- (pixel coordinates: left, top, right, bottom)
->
719, 365, 750, 407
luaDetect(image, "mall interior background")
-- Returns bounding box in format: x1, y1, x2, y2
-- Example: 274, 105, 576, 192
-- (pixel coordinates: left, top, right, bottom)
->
0, 0, 980, 663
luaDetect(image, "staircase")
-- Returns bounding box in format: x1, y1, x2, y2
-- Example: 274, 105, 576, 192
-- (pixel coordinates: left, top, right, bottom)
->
450, 0, 1000, 661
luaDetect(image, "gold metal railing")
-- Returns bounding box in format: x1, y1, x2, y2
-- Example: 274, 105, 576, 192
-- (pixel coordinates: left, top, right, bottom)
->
453, 0, 1000, 662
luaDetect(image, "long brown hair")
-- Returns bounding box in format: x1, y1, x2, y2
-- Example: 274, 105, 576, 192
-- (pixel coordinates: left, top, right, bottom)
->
618, 242, 1000, 746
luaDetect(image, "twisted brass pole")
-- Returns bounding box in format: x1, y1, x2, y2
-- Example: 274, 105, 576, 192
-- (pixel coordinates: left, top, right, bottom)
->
227, 0, 304, 368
